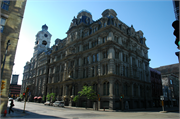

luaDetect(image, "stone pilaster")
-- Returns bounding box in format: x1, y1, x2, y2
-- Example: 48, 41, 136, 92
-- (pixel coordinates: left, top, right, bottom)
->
109, 80, 115, 110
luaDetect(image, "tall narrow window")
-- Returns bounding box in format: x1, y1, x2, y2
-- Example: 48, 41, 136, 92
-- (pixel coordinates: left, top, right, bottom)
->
92, 67, 94, 77
1, 0, 10, 10
0, 18, 6, 33
87, 56, 89, 64
93, 55, 95, 62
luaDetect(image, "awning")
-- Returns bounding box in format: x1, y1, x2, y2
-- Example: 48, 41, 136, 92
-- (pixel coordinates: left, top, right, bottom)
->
37, 96, 42, 99
34, 96, 37, 99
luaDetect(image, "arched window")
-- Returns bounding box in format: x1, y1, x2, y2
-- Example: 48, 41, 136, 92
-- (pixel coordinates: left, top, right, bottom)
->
124, 83, 128, 96
42, 40, 47, 45
134, 84, 137, 96
103, 82, 109, 96
93, 83, 97, 93
114, 82, 119, 96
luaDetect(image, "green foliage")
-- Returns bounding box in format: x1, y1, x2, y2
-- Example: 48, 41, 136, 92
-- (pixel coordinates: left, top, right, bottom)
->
42, 95, 46, 102
78, 86, 97, 100
20, 94, 23, 99
50, 93, 56, 102
73, 95, 79, 102
46, 93, 51, 101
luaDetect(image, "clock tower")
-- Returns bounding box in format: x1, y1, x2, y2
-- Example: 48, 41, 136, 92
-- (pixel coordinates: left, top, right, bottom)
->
33, 24, 52, 58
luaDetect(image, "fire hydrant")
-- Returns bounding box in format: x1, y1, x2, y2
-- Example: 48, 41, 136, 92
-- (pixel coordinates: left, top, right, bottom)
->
4, 110, 7, 117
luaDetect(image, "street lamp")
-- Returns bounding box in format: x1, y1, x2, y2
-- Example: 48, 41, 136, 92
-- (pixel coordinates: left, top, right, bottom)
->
1, 40, 11, 79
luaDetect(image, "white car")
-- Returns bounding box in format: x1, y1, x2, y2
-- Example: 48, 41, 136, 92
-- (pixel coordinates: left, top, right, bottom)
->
9, 98, 13, 101
53, 101, 64, 107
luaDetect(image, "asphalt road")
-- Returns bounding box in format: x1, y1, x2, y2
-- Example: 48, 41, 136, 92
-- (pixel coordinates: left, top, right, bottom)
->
7, 101, 179, 119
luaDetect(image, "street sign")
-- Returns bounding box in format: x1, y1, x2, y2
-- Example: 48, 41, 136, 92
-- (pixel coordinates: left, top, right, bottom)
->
160, 96, 164, 100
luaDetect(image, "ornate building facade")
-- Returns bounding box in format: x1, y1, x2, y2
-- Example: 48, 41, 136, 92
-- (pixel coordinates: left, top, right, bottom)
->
22, 9, 152, 110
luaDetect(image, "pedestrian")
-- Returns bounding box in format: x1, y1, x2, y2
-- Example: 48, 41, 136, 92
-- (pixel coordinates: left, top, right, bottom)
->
9, 100, 14, 114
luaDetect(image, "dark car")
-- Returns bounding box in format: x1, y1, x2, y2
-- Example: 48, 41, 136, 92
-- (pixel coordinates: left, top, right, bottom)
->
16, 97, 22, 101
53, 101, 65, 107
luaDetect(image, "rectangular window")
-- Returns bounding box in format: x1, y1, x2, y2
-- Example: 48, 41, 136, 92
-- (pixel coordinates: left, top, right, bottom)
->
0, 18, 6, 33
1, 0, 10, 11
87, 56, 89, 64
106, 64, 108, 74
83, 69, 85, 78
115, 51, 119, 59
93, 55, 95, 62
103, 37, 107, 43
86, 68, 88, 77
92, 67, 94, 77
103, 65, 105, 75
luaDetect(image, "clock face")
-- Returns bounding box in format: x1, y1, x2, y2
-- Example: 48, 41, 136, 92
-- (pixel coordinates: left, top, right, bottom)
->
44, 34, 48, 37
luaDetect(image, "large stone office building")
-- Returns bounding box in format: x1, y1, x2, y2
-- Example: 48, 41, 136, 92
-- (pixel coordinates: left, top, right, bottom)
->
22, 9, 152, 110
1, 0, 26, 114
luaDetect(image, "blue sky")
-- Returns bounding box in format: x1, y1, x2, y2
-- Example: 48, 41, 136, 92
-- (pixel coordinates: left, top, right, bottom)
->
13, 0, 178, 84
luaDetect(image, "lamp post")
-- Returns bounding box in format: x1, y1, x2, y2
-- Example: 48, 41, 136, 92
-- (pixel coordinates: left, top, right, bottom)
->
1, 40, 11, 79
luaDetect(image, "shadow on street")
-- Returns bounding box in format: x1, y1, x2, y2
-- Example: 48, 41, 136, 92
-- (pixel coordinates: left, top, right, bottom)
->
4, 107, 69, 118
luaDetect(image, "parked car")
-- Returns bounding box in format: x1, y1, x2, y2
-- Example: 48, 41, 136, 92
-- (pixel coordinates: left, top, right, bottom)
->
9, 98, 13, 101
16, 97, 22, 101
53, 101, 64, 107
44, 101, 51, 106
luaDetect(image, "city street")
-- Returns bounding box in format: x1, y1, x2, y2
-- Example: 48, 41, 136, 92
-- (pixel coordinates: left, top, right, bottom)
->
2, 100, 179, 119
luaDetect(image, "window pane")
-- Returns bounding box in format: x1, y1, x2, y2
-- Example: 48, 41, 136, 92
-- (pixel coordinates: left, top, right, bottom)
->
0, 18, 6, 25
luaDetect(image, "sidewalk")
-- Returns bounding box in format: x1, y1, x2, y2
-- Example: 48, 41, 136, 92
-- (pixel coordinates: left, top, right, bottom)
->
1, 107, 29, 118
65, 105, 179, 112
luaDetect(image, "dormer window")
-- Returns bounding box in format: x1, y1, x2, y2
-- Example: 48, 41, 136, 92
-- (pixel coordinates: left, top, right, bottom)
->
44, 34, 48, 37
140, 37, 143, 44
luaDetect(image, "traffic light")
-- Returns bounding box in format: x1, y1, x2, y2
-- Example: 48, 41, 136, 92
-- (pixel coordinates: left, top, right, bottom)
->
121, 95, 123, 99
172, 20, 179, 49
1, 80, 6, 92
25, 87, 29, 93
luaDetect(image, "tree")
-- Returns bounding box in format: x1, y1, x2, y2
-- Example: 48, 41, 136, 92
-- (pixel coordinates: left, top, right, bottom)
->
73, 86, 97, 108
42, 95, 46, 102
73, 95, 79, 107
20, 93, 23, 100
50, 93, 56, 103
46, 93, 51, 101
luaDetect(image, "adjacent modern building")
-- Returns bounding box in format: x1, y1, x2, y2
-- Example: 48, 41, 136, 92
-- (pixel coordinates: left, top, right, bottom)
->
11, 74, 19, 85
154, 63, 179, 77
161, 74, 179, 107
9, 74, 21, 98
0, 0, 27, 114
22, 9, 152, 110
150, 68, 163, 107
9, 84, 21, 99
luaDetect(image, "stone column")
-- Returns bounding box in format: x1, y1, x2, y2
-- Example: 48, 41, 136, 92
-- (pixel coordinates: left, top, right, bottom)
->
108, 48, 115, 74
109, 80, 115, 110
78, 57, 83, 79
